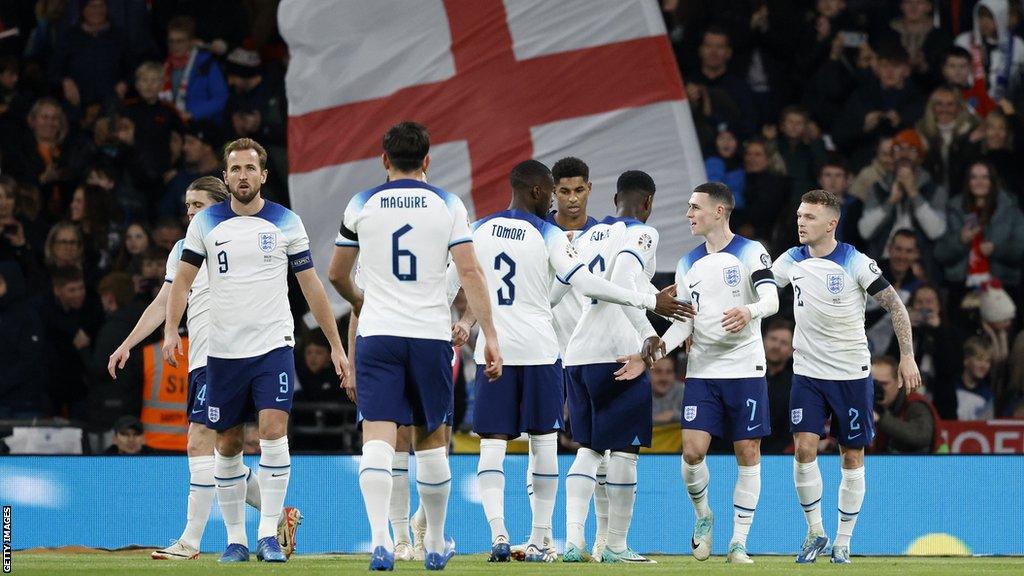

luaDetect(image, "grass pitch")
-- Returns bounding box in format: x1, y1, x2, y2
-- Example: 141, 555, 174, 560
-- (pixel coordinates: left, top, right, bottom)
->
9, 551, 1024, 576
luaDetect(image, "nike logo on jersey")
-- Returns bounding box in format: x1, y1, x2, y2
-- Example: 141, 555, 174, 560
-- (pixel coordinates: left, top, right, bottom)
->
746, 424, 762, 432
793, 276, 804, 281
275, 396, 288, 402
688, 280, 702, 288
848, 433, 862, 440
215, 240, 231, 246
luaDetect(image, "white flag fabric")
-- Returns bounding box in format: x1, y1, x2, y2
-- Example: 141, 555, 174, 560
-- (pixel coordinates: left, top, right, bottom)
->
280, 0, 706, 306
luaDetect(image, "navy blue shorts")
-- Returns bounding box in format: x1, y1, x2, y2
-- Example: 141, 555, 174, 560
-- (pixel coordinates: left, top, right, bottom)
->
472, 361, 564, 436
186, 367, 209, 426
681, 377, 771, 441
790, 374, 875, 448
566, 363, 652, 451
205, 346, 296, 431
355, 335, 453, 432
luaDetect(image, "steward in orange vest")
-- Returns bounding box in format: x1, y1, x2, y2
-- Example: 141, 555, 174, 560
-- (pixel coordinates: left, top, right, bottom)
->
141, 337, 190, 451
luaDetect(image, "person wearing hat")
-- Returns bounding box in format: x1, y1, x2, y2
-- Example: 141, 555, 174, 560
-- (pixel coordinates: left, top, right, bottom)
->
104, 415, 153, 454
158, 120, 225, 220
858, 127, 946, 263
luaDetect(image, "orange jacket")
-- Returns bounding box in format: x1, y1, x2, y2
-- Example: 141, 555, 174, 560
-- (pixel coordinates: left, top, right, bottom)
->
140, 338, 190, 451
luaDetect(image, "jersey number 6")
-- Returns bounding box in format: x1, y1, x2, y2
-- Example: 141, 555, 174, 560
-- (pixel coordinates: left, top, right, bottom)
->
391, 224, 417, 281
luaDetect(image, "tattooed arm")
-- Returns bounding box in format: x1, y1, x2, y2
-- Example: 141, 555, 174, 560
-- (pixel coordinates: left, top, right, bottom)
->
872, 285, 923, 392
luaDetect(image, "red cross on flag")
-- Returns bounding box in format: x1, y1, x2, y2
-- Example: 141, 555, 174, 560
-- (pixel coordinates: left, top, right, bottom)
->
280, 0, 706, 300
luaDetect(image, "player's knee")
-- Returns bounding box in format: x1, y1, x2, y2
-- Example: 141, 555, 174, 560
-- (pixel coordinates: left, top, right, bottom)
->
841, 448, 864, 468
682, 446, 705, 465
734, 440, 760, 465
793, 439, 818, 463
187, 424, 216, 456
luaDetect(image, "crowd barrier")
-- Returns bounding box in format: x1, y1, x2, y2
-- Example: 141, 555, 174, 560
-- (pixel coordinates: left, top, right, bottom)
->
1, 454, 1020, 555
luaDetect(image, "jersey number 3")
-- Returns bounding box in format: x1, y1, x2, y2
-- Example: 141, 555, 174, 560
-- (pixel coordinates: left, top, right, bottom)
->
494, 252, 516, 305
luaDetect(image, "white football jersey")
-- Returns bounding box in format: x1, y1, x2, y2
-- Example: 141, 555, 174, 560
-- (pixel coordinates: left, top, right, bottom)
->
772, 242, 886, 380
166, 239, 210, 370
337, 179, 472, 341
452, 209, 587, 365
547, 213, 598, 357
564, 217, 657, 366
182, 200, 311, 359
677, 235, 775, 379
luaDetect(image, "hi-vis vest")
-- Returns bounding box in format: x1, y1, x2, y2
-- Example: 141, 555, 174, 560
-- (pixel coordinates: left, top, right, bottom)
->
141, 338, 190, 451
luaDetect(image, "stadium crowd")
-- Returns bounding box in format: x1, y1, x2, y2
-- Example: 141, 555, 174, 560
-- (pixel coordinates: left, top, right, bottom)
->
1, 0, 1023, 455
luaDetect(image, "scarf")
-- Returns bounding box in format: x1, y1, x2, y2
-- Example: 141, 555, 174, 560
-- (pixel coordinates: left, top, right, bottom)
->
159, 48, 198, 114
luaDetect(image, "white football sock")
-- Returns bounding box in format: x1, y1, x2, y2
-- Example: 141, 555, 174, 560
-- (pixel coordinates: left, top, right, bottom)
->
214, 450, 248, 546
390, 451, 411, 545
257, 436, 290, 540
682, 457, 711, 518
732, 464, 761, 546
415, 446, 451, 554
360, 439, 395, 550
794, 459, 824, 535
564, 448, 603, 548
179, 455, 215, 550
605, 452, 638, 553
244, 465, 261, 510
594, 453, 609, 541
835, 466, 865, 548
528, 433, 558, 548
477, 438, 508, 542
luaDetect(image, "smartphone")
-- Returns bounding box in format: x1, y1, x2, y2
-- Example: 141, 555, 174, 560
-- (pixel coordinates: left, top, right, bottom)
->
840, 31, 867, 48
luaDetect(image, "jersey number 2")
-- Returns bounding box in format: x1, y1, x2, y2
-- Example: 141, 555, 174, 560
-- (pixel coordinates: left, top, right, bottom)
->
391, 224, 417, 281
494, 252, 516, 305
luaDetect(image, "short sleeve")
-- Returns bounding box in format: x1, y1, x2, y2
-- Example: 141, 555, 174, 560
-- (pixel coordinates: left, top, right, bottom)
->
675, 258, 692, 303
165, 240, 182, 283
182, 213, 207, 262
745, 241, 776, 288
448, 195, 472, 248
619, 225, 658, 273
337, 195, 361, 247
545, 225, 584, 283
851, 251, 886, 293
771, 252, 794, 288
284, 213, 310, 256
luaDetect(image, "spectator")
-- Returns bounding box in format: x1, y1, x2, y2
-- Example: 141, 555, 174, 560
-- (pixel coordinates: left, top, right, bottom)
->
159, 16, 228, 122
135, 246, 166, 299
850, 136, 895, 201
916, 86, 982, 200
941, 46, 998, 116
858, 129, 946, 261
43, 222, 98, 286
102, 415, 152, 454
0, 262, 48, 418
762, 318, 794, 454
122, 61, 183, 206
651, 355, 684, 425
38, 266, 103, 419
775, 105, 827, 200
50, 0, 129, 111
801, 27, 877, 133
867, 230, 927, 354
703, 128, 745, 209
225, 46, 284, 146
820, 158, 865, 250
834, 43, 925, 169
150, 217, 183, 251
0, 55, 32, 132
295, 329, 346, 403
59, 0, 158, 65
68, 184, 121, 275
884, 284, 959, 418
975, 102, 1024, 200
0, 175, 45, 286
159, 120, 224, 219
954, 0, 1024, 103
735, 137, 789, 243
877, 0, 951, 89
83, 272, 142, 433
978, 283, 1017, 411
2, 98, 79, 218
871, 355, 940, 453
955, 336, 997, 420
934, 161, 1024, 294
113, 221, 149, 272
687, 27, 756, 139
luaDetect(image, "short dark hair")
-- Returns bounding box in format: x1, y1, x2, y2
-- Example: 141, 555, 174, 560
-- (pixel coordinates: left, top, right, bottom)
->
142, 247, 167, 263
779, 105, 809, 122
872, 355, 899, 376
383, 121, 430, 172
154, 216, 183, 231
167, 15, 196, 38
617, 170, 656, 196
944, 46, 971, 64
693, 181, 733, 211
800, 189, 842, 214
98, 272, 134, 308
304, 328, 330, 350
51, 265, 84, 288
510, 159, 552, 193
702, 25, 730, 46
818, 155, 849, 177
188, 176, 229, 203
876, 43, 910, 66
551, 156, 589, 182
764, 317, 794, 335
891, 229, 918, 244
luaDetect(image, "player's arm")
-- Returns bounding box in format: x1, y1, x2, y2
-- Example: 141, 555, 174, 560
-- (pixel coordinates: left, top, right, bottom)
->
568, 267, 690, 321
345, 309, 358, 402
108, 282, 172, 378
328, 245, 363, 316
450, 242, 501, 380
872, 283, 922, 392
162, 260, 199, 367
296, 266, 351, 387
722, 272, 779, 333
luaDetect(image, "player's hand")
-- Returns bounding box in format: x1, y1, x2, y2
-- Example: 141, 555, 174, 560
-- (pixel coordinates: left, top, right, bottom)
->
483, 340, 502, 381
898, 353, 922, 393
654, 284, 694, 321
332, 347, 354, 401
722, 306, 752, 333
107, 345, 131, 379
613, 353, 647, 381
451, 320, 472, 347
162, 331, 183, 367
641, 336, 666, 368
